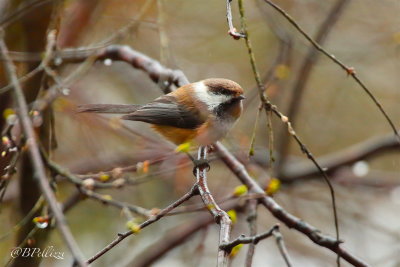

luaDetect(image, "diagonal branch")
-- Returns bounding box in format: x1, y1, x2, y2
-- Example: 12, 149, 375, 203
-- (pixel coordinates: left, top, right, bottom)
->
272, 226, 293, 267
214, 143, 369, 267
237, 0, 340, 260
44, 44, 368, 267
277, 0, 350, 174
0, 34, 87, 267
86, 185, 198, 264
281, 132, 400, 182
261, 0, 400, 145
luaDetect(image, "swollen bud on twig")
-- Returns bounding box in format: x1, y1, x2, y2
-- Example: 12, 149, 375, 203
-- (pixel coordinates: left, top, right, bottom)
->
112, 178, 125, 188
126, 220, 141, 234
227, 210, 237, 224
99, 173, 110, 182
82, 178, 95, 190
232, 185, 248, 197
265, 178, 281, 196
229, 244, 243, 257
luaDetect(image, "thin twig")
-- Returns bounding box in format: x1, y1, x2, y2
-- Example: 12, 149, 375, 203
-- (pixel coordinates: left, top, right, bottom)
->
277, 0, 350, 177
272, 227, 293, 267
226, 0, 246, 39
0, 0, 52, 28
0, 65, 43, 94
56, 44, 368, 267
248, 102, 263, 157
131, 208, 224, 267
262, 0, 400, 145
0, 32, 87, 267
238, 0, 340, 258
281, 131, 400, 182
80, 188, 151, 218
86, 185, 198, 264
4, 190, 84, 267
99, 0, 155, 46
245, 199, 258, 267
215, 143, 369, 267
220, 224, 278, 252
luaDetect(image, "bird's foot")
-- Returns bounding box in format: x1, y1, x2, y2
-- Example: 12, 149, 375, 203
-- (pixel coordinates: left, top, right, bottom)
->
192, 159, 210, 175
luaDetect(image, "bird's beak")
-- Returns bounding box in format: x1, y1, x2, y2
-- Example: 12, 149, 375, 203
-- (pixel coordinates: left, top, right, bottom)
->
237, 95, 246, 100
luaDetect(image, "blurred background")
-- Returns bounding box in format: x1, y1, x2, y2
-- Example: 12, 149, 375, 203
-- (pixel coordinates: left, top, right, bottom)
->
1, 0, 400, 266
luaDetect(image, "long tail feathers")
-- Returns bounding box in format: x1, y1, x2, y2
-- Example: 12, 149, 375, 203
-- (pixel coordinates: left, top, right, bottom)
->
77, 104, 141, 114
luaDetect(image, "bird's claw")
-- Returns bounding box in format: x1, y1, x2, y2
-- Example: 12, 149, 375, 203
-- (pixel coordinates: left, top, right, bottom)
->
192, 159, 210, 175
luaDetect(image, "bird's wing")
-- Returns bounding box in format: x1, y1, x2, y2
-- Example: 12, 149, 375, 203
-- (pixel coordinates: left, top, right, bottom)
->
121, 95, 204, 129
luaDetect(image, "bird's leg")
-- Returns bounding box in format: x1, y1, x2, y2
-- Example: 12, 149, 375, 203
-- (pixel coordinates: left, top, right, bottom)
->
192, 146, 210, 175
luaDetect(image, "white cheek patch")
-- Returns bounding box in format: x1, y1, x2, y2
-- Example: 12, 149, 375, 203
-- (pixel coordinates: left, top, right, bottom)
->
193, 81, 231, 110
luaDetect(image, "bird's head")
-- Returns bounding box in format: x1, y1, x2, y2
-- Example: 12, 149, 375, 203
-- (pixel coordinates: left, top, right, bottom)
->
193, 78, 245, 120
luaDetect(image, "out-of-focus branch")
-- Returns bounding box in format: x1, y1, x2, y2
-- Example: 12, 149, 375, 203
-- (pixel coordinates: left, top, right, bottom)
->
261, 0, 400, 144
80, 188, 151, 218
0, 0, 52, 28
238, 0, 340, 257
47, 44, 368, 266
281, 132, 400, 182
4, 190, 83, 266
277, 0, 350, 175
214, 144, 369, 267
0, 35, 86, 267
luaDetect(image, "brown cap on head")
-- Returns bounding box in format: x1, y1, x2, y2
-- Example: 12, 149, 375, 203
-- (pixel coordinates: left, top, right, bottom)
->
202, 78, 244, 97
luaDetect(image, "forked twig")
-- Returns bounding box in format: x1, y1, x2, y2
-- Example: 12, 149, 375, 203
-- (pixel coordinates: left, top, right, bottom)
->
261, 0, 400, 145
195, 146, 232, 267
0, 32, 87, 267
237, 0, 340, 260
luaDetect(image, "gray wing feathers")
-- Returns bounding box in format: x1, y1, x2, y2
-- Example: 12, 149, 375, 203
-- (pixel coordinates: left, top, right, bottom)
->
121, 96, 203, 129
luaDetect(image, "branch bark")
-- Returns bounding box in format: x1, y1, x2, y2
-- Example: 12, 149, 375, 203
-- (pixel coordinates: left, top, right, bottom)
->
32, 44, 369, 267
276, 0, 350, 174
0, 35, 87, 267
195, 147, 232, 267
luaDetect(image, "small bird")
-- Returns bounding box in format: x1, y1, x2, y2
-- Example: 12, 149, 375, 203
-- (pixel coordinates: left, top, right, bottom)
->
78, 78, 245, 146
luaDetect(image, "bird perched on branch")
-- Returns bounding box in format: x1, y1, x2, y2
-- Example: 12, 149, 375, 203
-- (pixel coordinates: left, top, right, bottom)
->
78, 78, 245, 148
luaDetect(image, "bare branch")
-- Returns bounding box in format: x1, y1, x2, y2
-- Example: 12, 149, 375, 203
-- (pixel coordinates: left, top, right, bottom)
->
132, 211, 216, 267
214, 143, 369, 267
272, 227, 293, 267
0, 33, 87, 267
195, 147, 232, 267
86, 186, 198, 264
56, 44, 368, 267
245, 199, 258, 267
261, 0, 400, 144
80, 188, 151, 218
277, 0, 350, 174
220, 224, 278, 252
225, 0, 246, 39
238, 0, 340, 257
281, 132, 400, 182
